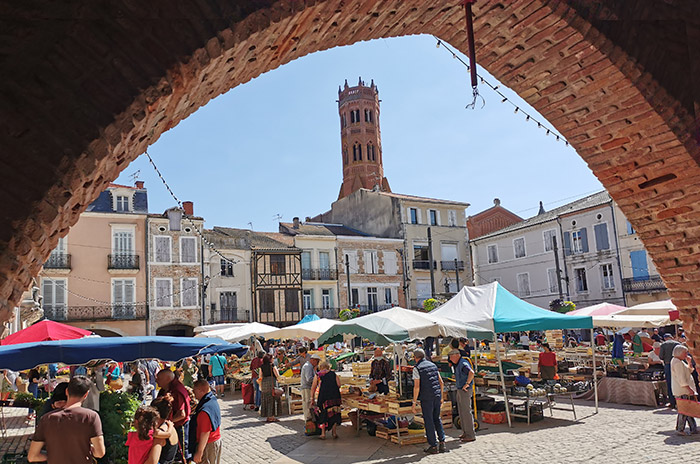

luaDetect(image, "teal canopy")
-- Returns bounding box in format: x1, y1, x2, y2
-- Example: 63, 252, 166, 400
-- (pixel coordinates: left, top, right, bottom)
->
431, 282, 593, 333
297, 313, 320, 325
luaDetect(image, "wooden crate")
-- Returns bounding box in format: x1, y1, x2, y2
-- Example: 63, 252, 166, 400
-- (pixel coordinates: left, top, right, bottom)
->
387, 401, 414, 415
391, 434, 427, 446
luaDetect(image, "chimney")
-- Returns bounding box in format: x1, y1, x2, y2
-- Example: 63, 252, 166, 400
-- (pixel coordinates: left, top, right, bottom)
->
305, 217, 311, 222
293, 217, 300, 229
493, 198, 501, 207
182, 201, 194, 216
135, 181, 144, 189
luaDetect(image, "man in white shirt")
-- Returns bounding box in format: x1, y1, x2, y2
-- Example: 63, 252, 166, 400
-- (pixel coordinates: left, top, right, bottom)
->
300, 354, 320, 424
670, 345, 698, 436
519, 333, 530, 350
647, 343, 663, 368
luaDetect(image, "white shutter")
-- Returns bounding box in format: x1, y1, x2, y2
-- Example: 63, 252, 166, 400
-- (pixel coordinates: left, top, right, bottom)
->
417, 209, 422, 224
345, 251, 358, 274
42, 280, 53, 307
384, 252, 397, 275
156, 280, 171, 307
124, 280, 134, 304
182, 278, 197, 307
363, 251, 371, 274
181, 237, 196, 263
114, 280, 124, 304
436, 211, 441, 226
155, 237, 171, 262
448, 211, 457, 227
55, 280, 66, 306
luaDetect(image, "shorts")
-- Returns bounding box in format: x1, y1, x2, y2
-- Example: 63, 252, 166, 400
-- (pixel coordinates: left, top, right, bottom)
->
214, 375, 225, 386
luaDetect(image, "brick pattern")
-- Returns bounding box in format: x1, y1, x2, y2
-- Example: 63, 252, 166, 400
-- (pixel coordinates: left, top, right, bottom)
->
0, 1, 699, 354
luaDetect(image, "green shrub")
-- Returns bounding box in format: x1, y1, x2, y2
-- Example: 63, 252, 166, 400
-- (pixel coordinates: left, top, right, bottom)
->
98, 390, 140, 464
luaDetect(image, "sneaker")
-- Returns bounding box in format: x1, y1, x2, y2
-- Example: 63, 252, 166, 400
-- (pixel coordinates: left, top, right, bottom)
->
424, 446, 438, 454
676, 430, 688, 436
222, 392, 226, 398
254, 407, 260, 412
438, 442, 447, 453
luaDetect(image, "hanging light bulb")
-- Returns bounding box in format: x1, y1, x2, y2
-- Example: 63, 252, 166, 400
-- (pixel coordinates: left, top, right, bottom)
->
501, 97, 507, 103
514, 107, 519, 114
526, 115, 530, 121
436, 41, 441, 48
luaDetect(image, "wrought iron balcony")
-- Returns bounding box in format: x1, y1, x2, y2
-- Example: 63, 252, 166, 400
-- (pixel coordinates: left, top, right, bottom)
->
210, 308, 249, 323
357, 304, 393, 315
440, 260, 465, 271
622, 275, 667, 294
301, 268, 338, 280
303, 307, 340, 319
413, 260, 437, 270
44, 253, 71, 269
43, 304, 147, 321
108, 254, 140, 270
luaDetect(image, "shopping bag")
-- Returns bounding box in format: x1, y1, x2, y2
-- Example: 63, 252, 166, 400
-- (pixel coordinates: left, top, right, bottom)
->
677, 398, 700, 418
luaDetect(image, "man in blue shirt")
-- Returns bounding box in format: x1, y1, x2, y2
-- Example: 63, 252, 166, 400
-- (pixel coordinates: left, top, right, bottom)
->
449, 349, 476, 443
210, 353, 227, 398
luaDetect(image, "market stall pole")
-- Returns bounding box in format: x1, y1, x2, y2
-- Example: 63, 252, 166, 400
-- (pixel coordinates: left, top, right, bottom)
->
591, 328, 599, 413
493, 335, 512, 427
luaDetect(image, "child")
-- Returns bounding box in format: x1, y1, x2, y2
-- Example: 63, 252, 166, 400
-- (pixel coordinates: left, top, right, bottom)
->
126, 406, 160, 464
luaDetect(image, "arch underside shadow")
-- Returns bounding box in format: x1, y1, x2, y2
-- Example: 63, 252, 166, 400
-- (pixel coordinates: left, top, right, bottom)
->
0, 0, 698, 352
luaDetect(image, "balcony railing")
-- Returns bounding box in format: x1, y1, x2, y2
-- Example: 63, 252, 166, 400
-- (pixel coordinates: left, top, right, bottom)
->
413, 260, 437, 270
440, 260, 465, 271
43, 304, 147, 321
357, 304, 393, 315
211, 308, 249, 323
303, 307, 340, 319
301, 268, 338, 281
622, 275, 667, 293
44, 253, 71, 269
108, 254, 140, 270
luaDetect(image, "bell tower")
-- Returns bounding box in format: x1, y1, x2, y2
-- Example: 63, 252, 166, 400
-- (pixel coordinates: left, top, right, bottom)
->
337, 77, 391, 200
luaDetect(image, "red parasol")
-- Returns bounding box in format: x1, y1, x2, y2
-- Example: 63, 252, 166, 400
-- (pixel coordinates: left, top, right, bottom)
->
1, 320, 93, 345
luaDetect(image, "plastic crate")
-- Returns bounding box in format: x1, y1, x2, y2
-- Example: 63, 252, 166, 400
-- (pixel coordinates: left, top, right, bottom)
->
482, 411, 506, 424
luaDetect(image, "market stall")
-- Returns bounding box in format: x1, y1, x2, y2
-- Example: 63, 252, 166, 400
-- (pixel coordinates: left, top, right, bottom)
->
0, 320, 94, 345
264, 318, 338, 341
431, 282, 595, 426
197, 322, 277, 342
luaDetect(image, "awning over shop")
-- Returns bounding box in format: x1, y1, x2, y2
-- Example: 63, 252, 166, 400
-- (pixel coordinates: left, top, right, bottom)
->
1, 320, 93, 345
431, 282, 593, 333
196, 322, 277, 342
265, 318, 338, 340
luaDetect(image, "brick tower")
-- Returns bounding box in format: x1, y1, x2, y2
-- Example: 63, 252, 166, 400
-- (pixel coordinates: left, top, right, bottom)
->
337, 77, 391, 200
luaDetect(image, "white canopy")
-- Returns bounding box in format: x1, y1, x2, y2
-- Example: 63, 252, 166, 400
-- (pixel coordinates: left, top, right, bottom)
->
627, 299, 677, 312
197, 322, 277, 342
193, 323, 245, 334
264, 318, 338, 340
591, 303, 680, 328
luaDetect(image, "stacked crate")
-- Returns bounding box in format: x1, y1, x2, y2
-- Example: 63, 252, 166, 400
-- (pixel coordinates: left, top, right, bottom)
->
545, 330, 564, 350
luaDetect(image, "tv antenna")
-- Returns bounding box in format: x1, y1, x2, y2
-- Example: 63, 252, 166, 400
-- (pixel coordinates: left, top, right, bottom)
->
129, 170, 141, 183
247, 222, 254, 230
273, 214, 283, 222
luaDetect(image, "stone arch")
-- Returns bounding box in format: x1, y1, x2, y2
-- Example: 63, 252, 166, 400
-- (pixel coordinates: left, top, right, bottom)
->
155, 322, 196, 338
1, 1, 699, 353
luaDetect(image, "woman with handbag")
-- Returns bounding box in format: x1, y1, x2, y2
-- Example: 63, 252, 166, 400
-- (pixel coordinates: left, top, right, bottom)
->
309, 360, 342, 439
258, 355, 281, 422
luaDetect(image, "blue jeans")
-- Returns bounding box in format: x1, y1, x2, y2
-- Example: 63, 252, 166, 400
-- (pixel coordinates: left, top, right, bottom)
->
665, 363, 675, 407
420, 397, 445, 448
254, 379, 262, 407
176, 420, 190, 461
28, 383, 39, 414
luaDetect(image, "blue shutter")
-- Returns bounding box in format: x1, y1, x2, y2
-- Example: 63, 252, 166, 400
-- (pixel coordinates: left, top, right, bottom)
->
594, 223, 609, 251
580, 228, 589, 253
626, 221, 635, 235
630, 250, 649, 281
563, 232, 572, 256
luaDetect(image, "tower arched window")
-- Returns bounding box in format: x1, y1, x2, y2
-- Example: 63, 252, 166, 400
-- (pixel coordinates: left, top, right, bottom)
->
350, 111, 355, 124
343, 147, 348, 165
356, 143, 362, 161
352, 145, 357, 161
367, 143, 375, 161
353, 109, 360, 123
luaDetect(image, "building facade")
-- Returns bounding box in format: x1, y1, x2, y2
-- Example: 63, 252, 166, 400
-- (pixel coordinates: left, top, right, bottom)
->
39, 182, 149, 336
613, 203, 669, 305
467, 198, 523, 240
147, 202, 204, 337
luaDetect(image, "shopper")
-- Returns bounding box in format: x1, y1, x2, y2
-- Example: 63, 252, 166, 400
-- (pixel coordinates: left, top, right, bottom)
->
660, 334, 680, 408
647, 343, 664, 368
411, 348, 446, 454
258, 354, 281, 422
458, 338, 471, 358
301, 354, 321, 422
629, 330, 643, 356
156, 369, 192, 461
190, 379, 222, 464
538, 343, 558, 380
150, 395, 179, 464
28, 375, 105, 463
310, 360, 342, 440
182, 358, 199, 389
448, 349, 475, 443
369, 348, 392, 395
209, 353, 227, 398
670, 345, 698, 436
126, 406, 160, 464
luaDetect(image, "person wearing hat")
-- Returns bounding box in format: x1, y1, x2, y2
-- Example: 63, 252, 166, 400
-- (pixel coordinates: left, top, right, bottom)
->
660, 334, 680, 408
301, 354, 321, 423
448, 349, 475, 443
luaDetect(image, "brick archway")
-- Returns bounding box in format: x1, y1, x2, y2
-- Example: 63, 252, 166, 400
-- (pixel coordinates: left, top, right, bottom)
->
1, 1, 699, 353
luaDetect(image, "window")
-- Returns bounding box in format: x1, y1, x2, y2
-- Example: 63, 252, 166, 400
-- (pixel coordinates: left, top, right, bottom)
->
322, 289, 331, 309
343, 147, 348, 165
260, 289, 275, 313
352, 109, 360, 123
302, 290, 312, 310
352, 144, 357, 161
364, 251, 378, 274
594, 223, 610, 251
543, 229, 557, 252
270, 255, 286, 275
350, 110, 356, 124
220, 292, 237, 310
351, 289, 359, 307
181, 278, 198, 307
571, 228, 588, 254
384, 288, 392, 305
547, 268, 558, 294
285, 289, 300, 313
341, 114, 347, 128
112, 279, 135, 309
626, 220, 635, 235
154, 236, 171, 263
413, 245, 430, 267
367, 287, 378, 311
42, 278, 67, 319
514, 238, 526, 258
517, 273, 530, 297
429, 210, 438, 226
630, 250, 649, 281
574, 268, 588, 293
367, 143, 375, 161
357, 143, 362, 161
448, 210, 457, 227
384, 251, 397, 275
113, 230, 134, 255
487, 244, 498, 264
410, 208, 418, 224
364, 108, 374, 123
51, 237, 66, 256
301, 251, 311, 270
155, 279, 172, 307
180, 237, 197, 263
116, 195, 129, 212
319, 251, 330, 270
220, 258, 234, 277
601, 264, 615, 289
440, 243, 458, 264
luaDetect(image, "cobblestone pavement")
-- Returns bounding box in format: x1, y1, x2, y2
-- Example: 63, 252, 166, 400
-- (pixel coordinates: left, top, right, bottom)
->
3, 393, 699, 463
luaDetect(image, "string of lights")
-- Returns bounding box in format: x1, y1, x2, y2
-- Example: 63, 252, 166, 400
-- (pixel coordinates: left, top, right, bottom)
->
144, 149, 241, 266
434, 36, 569, 146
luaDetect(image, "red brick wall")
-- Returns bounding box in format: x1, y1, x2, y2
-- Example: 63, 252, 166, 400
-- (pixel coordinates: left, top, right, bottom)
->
0, 1, 699, 355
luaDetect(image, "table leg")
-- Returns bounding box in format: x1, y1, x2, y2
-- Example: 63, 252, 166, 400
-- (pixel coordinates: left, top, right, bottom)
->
570, 394, 576, 421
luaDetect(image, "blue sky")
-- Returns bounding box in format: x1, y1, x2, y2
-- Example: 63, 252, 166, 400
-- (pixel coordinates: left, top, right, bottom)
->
116, 34, 602, 231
